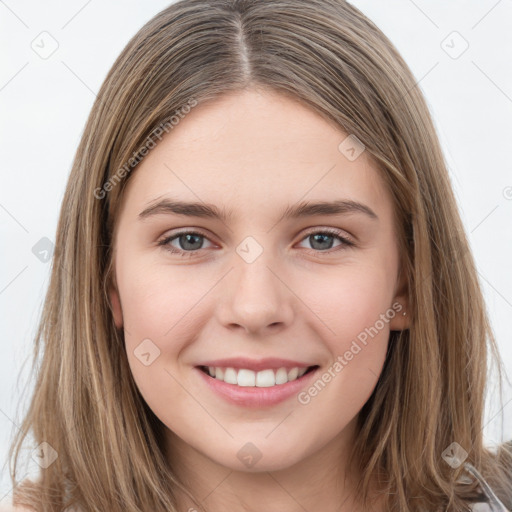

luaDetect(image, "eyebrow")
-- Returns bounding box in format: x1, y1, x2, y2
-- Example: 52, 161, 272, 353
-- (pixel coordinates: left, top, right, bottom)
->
138, 197, 379, 222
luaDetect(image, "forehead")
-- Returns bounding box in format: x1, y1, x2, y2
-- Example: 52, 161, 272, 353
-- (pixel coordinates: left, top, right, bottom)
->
119, 89, 393, 223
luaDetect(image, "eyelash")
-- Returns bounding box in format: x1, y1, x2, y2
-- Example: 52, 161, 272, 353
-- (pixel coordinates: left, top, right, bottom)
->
157, 227, 355, 258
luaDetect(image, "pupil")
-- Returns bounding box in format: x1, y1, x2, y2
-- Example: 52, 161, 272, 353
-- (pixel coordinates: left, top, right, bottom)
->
310, 233, 333, 250
180, 234, 203, 250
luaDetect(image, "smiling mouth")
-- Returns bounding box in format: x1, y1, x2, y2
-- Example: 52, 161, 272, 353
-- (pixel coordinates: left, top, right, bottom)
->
197, 365, 319, 387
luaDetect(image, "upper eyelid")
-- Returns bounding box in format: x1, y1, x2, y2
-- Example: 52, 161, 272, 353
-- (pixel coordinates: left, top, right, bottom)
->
158, 226, 355, 247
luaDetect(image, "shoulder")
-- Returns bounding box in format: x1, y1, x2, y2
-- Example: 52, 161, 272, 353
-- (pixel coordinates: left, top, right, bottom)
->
0, 487, 35, 511
0, 477, 81, 512
0, 486, 36, 511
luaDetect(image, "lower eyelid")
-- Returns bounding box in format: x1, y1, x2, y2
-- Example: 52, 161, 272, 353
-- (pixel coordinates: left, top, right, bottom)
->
158, 229, 355, 254
298, 233, 355, 251
158, 231, 215, 251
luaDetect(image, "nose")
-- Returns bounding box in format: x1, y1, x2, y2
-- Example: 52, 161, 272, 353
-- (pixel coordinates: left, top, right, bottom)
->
215, 253, 295, 336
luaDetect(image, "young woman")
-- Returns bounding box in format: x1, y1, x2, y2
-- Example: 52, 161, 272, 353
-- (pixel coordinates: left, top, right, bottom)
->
6, 1, 512, 511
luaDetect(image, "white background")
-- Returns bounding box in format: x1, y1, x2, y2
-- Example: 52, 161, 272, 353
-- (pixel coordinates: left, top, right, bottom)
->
1, 0, 511, 502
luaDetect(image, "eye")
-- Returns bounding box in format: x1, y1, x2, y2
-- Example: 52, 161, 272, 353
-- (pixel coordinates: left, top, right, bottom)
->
157, 230, 215, 257
296, 228, 355, 253
157, 227, 355, 257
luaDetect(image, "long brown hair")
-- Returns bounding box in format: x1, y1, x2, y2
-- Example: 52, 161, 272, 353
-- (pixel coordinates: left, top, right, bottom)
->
8, 1, 512, 510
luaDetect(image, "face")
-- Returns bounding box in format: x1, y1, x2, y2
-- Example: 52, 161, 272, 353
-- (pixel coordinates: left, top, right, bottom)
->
109, 88, 409, 475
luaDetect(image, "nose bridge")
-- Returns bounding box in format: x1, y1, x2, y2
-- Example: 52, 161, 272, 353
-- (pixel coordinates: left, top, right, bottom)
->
217, 236, 294, 333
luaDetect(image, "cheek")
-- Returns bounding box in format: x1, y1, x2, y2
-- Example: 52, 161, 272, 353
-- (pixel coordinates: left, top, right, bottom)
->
118, 255, 202, 340
298, 263, 395, 343
293, 263, 395, 406
294, 269, 393, 416
115, 257, 182, 373
118, 269, 192, 414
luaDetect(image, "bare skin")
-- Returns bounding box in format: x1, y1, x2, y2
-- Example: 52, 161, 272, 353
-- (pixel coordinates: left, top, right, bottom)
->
109, 88, 409, 512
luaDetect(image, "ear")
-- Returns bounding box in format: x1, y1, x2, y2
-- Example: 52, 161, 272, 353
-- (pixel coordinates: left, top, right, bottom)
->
389, 267, 410, 331
109, 280, 124, 329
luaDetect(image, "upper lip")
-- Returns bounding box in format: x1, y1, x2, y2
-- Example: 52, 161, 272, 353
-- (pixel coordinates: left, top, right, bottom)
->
196, 357, 317, 372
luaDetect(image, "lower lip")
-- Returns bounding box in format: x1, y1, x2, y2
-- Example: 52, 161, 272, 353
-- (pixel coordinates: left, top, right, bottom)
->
195, 366, 319, 408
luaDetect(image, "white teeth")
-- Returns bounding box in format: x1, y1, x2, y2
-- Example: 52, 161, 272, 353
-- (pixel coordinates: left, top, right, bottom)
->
237, 369, 256, 387
275, 367, 288, 385
204, 365, 313, 387
224, 367, 238, 385
297, 367, 308, 377
287, 367, 299, 381
256, 369, 275, 387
